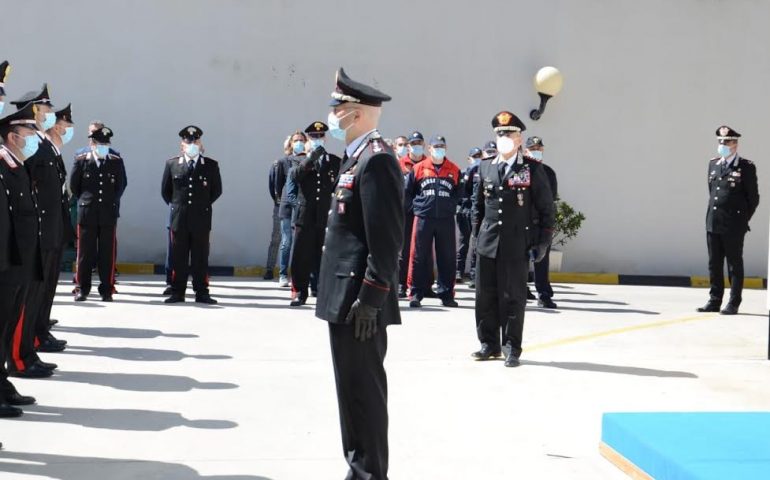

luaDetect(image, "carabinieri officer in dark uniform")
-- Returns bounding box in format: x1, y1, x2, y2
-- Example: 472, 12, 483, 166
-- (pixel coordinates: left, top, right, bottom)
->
315, 68, 403, 480
162, 126, 222, 305
0, 104, 44, 415
71, 126, 126, 301
472, 111, 555, 367
288, 121, 341, 306
697, 125, 759, 315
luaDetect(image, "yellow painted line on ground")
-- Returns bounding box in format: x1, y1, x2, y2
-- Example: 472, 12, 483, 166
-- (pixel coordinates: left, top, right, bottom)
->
234, 266, 264, 277
526, 313, 712, 353
691, 276, 764, 289
116, 263, 155, 274
550, 272, 619, 285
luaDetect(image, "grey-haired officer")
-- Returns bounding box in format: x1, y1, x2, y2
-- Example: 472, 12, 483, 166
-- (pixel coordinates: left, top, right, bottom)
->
316, 67, 403, 480
162, 126, 222, 304
456, 147, 482, 283
525, 136, 558, 309
71, 126, 126, 302
472, 111, 555, 367
697, 126, 759, 315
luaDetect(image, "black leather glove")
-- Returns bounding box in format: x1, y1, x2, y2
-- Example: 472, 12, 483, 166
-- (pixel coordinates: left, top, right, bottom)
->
345, 299, 379, 341
530, 243, 549, 263
303, 145, 326, 169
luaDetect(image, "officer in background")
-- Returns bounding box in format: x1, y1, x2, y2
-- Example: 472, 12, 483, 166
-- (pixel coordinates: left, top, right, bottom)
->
288, 122, 341, 306
456, 147, 482, 284
405, 135, 461, 308
264, 137, 291, 281
274, 131, 307, 287
482, 140, 498, 160
525, 136, 558, 309
472, 111, 555, 367
162, 126, 222, 304
397, 131, 426, 298
71, 126, 126, 302
697, 126, 760, 315
316, 68, 403, 480
0, 104, 43, 415
9, 85, 67, 376
0, 61, 8, 115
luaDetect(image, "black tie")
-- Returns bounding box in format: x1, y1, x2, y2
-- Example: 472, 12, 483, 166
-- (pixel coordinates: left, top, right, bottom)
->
98, 158, 105, 169
188, 159, 195, 173
498, 161, 507, 178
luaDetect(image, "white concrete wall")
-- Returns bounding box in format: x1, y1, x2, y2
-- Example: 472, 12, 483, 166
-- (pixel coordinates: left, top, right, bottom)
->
5, 0, 769, 275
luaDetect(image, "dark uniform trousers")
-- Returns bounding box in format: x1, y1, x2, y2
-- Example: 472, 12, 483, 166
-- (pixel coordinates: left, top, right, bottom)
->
291, 224, 324, 296
2, 285, 29, 376
33, 247, 63, 342
533, 244, 554, 300
408, 216, 456, 301
455, 208, 472, 275
171, 229, 210, 295
398, 211, 414, 289
707, 232, 744, 305
76, 224, 116, 296
475, 231, 528, 357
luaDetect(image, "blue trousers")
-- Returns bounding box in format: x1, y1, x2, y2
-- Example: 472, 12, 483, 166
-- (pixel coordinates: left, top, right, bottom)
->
279, 215, 294, 277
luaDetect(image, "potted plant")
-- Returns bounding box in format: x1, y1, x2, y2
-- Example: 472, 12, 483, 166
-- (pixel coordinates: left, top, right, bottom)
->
549, 198, 586, 272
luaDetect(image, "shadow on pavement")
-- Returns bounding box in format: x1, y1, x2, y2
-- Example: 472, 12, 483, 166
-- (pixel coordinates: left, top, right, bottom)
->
554, 305, 660, 315
11, 405, 238, 431
0, 451, 272, 479
54, 326, 198, 339
523, 360, 698, 378
555, 298, 629, 306
58, 346, 231, 361
51, 371, 238, 393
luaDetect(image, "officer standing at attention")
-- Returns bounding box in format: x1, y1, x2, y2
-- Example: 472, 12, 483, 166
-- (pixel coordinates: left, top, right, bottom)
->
70, 126, 126, 302
315, 68, 403, 480
456, 147, 482, 284
162, 126, 222, 304
405, 135, 461, 308
0, 104, 44, 415
472, 111, 555, 367
288, 122, 341, 306
9, 85, 68, 375
524, 136, 558, 309
697, 126, 759, 315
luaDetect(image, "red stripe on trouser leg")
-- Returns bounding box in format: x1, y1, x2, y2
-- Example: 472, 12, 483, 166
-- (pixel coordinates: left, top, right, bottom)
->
12, 305, 27, 371
34, 336, 40, 348
406, 215, 419, 295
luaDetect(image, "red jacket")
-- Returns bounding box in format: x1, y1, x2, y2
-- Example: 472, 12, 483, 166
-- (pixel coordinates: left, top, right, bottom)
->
405, 157, 461, 219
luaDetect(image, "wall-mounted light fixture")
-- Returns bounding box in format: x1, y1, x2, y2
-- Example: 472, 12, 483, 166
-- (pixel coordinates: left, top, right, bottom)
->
530, 66, 563, 121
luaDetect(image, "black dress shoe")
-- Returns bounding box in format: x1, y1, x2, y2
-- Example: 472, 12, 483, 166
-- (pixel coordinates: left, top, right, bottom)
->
0, 381, 36, 406
441, 299, 459, 308
455, 274, 465, 284
195, 295, 218, 305
8, 363, 54, 378
424, 289, 438, 298
36, 360, 58, 370
398, 286, 407, 299
696, 302, 721, 312
289, 294, 307, 307
101, 295, 113, 302
720, 304, 739, 315
163, 286, 174, 295
0, 403, 23, 418
49, 318, 59, 327
471, 344, 502, 361
310, 290, 318, 298
74, 293, 88, 302
263, 271, 275, 280
537, 298, 558, 309
164, 295, 186, 304
409, 299, 422, 308
37, 338, 66, 353
504, 354, 521, 368
527, 290, 537, 300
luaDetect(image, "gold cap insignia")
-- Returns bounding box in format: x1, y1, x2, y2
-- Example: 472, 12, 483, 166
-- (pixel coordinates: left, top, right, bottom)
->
719, 127, 729, 136
497, 112, 512, 125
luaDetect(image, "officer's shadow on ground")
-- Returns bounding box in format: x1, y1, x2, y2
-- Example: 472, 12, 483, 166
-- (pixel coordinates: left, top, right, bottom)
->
58, 345, 231, 362
54, 325, 199, 339
10, 405, 238, 432
0, 451, 273, 480
52, 300, 105, 308
51, 370, 238, 393
523, 360, 697, 378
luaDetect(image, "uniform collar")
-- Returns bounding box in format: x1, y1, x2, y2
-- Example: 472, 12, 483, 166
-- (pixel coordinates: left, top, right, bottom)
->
180, 154, 204, 165
345, 129, 376, 159
720, 152, 738, 167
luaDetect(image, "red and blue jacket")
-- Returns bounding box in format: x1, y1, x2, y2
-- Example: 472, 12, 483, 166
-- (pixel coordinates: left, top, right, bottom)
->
405, 157, 461, 219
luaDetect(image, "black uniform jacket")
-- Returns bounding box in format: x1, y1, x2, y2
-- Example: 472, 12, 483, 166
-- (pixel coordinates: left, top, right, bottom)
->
706, 155, 759, 235
71, 150, 126, 226
26, 132, 65, 250
315, 131, 404, 325
0, 146, 42, 284
161, 155, 222, 233
290, 147, 341, 228
472, 154, 555, 259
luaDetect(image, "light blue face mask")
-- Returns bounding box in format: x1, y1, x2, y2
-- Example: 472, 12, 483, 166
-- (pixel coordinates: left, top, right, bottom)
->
309, 138, 325, 150
61, 126, 75, 145
18, 133, 41, 158
185, 143, 200, 157
396, 146, 407, 157
0, 101, 5, 115
528, 150, 543, 161
327, 111, 354, 141
409, 144, 424, 157
432, 148, 446, 161
41, 112, 56, 131
717, 144, 731, 158
95, 144, 110, 158
292, 141, 306, 154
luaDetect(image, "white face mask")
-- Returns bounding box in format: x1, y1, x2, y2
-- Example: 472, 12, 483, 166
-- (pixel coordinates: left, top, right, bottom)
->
497, 136, 516, 155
